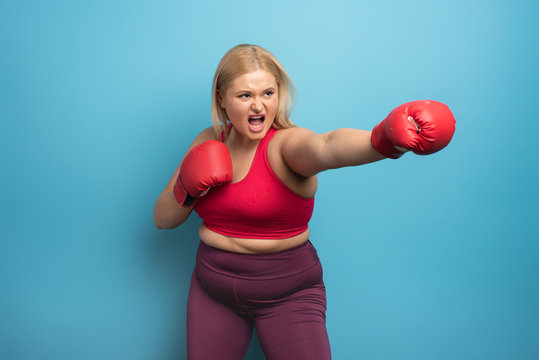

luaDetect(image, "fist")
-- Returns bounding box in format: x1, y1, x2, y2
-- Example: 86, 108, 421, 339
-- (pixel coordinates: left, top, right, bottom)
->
174, 140, 233, 207
371, 100, 456, 159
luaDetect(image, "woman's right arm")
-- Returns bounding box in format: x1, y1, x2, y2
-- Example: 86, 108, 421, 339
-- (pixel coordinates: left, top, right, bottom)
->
153, 127, 216, 229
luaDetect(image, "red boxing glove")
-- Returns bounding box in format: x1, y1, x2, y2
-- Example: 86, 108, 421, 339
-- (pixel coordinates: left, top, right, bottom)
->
371, 100, 456, 159
173, 140, 233, 207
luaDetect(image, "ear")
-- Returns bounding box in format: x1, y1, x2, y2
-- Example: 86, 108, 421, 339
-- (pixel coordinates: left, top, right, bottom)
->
217, 89, 225, 109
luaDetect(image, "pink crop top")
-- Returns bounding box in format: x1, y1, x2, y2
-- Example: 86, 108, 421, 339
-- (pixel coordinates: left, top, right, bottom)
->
194, 127, 315, 239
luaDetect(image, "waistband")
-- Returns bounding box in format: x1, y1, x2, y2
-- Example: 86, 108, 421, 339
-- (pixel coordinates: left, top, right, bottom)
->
196, 240, 320, 280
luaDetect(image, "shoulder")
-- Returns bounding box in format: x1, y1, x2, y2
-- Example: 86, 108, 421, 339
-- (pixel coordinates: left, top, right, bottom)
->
189, 126, 219, 149
179, 126, 219, 158
198, 126, 219, 142
268, 126, 318, 196
271, 126, 320, 160
272, 126, 316, 148
275, 126, 316, 137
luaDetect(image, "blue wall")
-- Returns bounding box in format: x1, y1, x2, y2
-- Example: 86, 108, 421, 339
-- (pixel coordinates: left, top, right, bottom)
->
2, 0, 538, 359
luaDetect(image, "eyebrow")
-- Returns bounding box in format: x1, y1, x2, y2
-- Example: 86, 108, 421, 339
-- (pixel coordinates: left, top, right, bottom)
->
234, 87, 277, 94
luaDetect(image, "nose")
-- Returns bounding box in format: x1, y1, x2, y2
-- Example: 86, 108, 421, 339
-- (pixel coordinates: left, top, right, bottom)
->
251, 97, 263, 113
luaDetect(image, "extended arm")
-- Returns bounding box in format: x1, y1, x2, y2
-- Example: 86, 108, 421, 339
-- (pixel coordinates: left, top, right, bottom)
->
281, 127, 385, 177
282, 100, 456, 177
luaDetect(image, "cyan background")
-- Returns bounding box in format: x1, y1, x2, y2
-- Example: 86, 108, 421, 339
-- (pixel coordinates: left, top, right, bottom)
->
1, 0, 537, 359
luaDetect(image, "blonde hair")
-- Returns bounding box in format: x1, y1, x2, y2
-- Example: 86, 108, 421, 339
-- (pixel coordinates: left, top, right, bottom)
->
211, 44, 297, 141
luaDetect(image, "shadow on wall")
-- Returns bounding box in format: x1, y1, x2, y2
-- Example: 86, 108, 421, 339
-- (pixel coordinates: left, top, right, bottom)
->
147, 214, 266, 359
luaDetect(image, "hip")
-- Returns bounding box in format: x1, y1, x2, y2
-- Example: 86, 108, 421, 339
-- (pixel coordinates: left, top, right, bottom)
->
194, 239, 324, 305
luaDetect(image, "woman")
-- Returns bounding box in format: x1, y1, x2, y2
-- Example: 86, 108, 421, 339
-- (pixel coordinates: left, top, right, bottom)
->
154, 44, 455, 360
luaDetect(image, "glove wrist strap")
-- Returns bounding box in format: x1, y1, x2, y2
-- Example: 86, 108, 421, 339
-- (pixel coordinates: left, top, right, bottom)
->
371, 120, 404, 159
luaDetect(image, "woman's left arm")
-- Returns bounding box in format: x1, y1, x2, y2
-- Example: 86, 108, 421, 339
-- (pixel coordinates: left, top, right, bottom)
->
282, 100, 456, 177
281, 127, 385, 177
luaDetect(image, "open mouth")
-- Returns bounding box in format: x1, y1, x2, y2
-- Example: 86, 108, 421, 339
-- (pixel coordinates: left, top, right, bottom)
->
248, 115, 265, 132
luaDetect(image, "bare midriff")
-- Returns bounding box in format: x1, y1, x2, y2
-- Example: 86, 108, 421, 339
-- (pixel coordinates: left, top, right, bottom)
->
198, 223, 310, 254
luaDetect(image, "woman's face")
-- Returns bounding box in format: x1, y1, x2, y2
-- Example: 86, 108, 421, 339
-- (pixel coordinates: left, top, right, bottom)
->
218, 70, 279, 142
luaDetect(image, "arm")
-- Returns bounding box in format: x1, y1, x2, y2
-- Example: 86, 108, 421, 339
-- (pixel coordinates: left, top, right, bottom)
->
281, 127, 385, 177
282, 100, 456, 177
153, 127, 216, 229
153, 170, 192, 230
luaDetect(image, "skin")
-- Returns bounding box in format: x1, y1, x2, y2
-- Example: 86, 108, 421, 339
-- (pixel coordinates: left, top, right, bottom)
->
153, 70, 386, 254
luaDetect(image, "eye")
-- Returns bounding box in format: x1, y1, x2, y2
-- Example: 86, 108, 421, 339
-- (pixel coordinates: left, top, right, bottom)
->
238, 93, 250, 99
264, 90, 274, 97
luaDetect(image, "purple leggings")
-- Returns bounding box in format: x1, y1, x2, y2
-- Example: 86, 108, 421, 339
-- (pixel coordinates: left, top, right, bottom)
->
187, 240, 331, 359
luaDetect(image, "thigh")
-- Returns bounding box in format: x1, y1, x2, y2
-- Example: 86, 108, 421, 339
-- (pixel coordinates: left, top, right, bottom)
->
187, 271, 253, 360
255, 284, 331, 360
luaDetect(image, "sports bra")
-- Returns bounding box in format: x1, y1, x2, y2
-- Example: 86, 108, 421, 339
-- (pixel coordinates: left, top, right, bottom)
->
194, 127, 315, 239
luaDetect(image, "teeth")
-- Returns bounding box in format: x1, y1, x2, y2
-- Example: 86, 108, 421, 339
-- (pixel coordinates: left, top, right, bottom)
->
250, 116, 263, 119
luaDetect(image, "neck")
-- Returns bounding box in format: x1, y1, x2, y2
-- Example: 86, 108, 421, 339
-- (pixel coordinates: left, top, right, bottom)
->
226, 128, 262, 152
